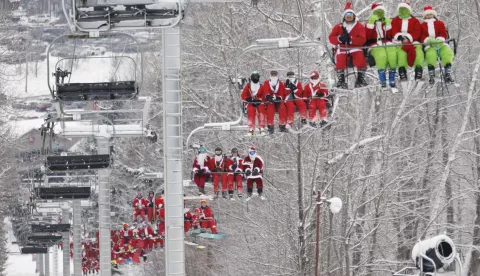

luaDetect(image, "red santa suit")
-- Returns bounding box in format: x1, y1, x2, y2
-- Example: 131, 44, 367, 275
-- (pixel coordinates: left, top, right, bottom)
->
192, 153, 210, 190
143, 224, 155, 251
303, 72, 329, 122
420, 18, 449, 50
284, 77, 307, 124
328, 3, 367, 70
243, 147, 264, 196
241, 82, 266, 131
391, 3, 422, 67
366, 15, 393, 48
157, 207, 165, 247
209, 154, 227, 193
263, 78, 287, 127
184, 202, 193, 234
198, 202, 217, 234
225, 154, 244, 194
145, 194, 155, 222
132, 195, 147, 221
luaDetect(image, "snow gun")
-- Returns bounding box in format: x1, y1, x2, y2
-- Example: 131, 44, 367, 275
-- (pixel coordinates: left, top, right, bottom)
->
411, 234, 456, 273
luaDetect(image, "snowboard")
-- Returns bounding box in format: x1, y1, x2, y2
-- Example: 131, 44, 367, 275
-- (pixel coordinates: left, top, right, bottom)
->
198, 233, 228, 240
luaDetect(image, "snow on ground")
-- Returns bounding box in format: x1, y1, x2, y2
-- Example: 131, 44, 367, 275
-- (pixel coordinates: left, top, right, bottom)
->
2, 52, 138, 99
5, 218, 38, 276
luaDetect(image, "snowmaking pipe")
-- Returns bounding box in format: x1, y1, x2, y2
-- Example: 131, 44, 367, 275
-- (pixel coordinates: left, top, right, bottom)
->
411, 234, 456, 272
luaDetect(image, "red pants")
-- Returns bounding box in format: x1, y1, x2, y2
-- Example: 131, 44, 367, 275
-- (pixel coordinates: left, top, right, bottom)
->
213, 174, 227, 192
335, 50, 367, 70
200, 219, 217, 234
247, 104, 266, 130
247, 178, 263, 189
266, 102, 287, 126
309, 99, 327, 121
147, 207, 155, 222
134, 208, 145, 221
184, 221, 191, 234
194, 174, 209, 188
157, 222, 165, 235
285, 100, 307, 124
402, 45, 416, 67
227, 174, 243, 193
144, 239, 153, 251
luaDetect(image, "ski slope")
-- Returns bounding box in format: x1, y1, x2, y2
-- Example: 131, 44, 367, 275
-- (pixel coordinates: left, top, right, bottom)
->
5, 218, 38, 276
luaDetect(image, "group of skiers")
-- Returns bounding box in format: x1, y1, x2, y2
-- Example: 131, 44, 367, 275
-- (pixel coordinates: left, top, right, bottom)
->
192, 146, 265, 200
330, 2, 454, 89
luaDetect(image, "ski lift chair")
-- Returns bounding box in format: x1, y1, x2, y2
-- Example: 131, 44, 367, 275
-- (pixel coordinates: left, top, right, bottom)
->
47, 33, 143, 102
34, 186, 92, 200
31, 224, 71, 233
46, 154, 111, 171
21, 247, 48, 254
27, 235, 63, 243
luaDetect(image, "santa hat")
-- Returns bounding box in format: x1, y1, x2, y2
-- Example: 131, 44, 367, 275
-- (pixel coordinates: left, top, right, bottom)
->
249, 147, 256, 152
423, 6, 437, 18
398, 2, 412, 13
343, 2, 356, 17
310, 70, 320, 78
371, 3, 386, 13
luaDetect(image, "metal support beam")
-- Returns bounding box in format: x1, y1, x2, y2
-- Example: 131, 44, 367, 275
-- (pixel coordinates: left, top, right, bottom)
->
53, 244, 58, 276
39, 252, 45, 276
61, 204, 70, 276
98, 138, 112, 276
162, 27, 185, 276
73, 200, 82, 276
36, 254, 41, 274
45, 249, 50, 276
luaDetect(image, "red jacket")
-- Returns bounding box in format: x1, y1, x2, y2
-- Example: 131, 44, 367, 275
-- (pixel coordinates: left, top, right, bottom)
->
225, 155, 243, 174
120, 228, 133, 239
391, 16, 421, 43
157, 208, 165, 221
420, 18, 449, 50
192, 154, 211, 173
243, 155, 264, 179
303, 82, 328, 99
262, 79, 286, 102
329, 21, 366, 52
132, 197, 147, 209
241, 83, 265, 102
366, 19, 393, 46
199, 206, 214, 220
284, 80, 305, 100
155, 195, 164, 208
209, 155, 227, 172
145, 195, 155, 208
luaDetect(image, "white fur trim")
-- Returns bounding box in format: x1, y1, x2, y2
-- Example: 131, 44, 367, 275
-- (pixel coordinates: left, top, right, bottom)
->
423, 37, 430, 44
342, 21, 358, 33
375, 21, 384, 39
401, 19, 409, 33
366, 23, 375, 29
398, 3, 412, 12
385, 24, 392, 31
393, 32, 413, 42
423, 10, 437, 18
427, 19, 435, 39
343, 9, 355, 17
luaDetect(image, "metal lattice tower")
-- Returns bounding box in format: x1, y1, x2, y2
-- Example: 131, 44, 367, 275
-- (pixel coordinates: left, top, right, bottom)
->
61, 204, 70, 276
73, 200, 82, 276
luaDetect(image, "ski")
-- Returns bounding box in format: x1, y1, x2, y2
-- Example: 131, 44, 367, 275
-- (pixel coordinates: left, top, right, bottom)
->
198, 233, 228, 240
184, 240, 206, 249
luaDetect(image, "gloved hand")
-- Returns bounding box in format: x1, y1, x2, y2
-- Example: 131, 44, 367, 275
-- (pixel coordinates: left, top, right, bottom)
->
397, 35, 404, 42
232, 164, 237, 171
246, 97, 254, 103
427, 38, 437, 44
265, 94, 274, 103
316, 92, 325, 98
368, 14, 379, 25
288, 82, 297, 92
383, 17, 391, 25
246, 170, 251, 177
252, 167, 260, 176
196, 169, 203, 176
339, 32, 350, 44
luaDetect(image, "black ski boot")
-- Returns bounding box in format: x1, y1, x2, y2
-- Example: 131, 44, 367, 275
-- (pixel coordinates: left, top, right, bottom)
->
309, 122, 317, 128
398, 67, 407, 81
267, 125, 274, 134
228, 191, 234, 200
222, 191, 228, 199
320, 120, 329, 128
428, 65, 435, 85
279, 125, 286, 132
198, 188, 205, 195
335, 70, 348, 89
414, 66, 423, 80
301, 119, 307, 125
444, 64, 454, 83
214, 192, 219, 199
355, 69, 368, 88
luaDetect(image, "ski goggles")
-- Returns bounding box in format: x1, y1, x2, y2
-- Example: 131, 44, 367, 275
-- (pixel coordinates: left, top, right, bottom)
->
249, 150, 256, 155
199, 147, 206, 153
344, 12, 354, 17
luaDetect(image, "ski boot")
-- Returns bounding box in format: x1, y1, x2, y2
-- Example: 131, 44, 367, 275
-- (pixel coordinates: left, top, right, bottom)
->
267, 125, 274, 134
237, 193, 243, 198
309, 122, 317, 128
228, 191, 235, 200
198, 188, 205, 195
428, 65, 435, 85
335, 69, 348, 89
214, 192, 219, 199
259, 128, 265, 135
279, 125, 286, 132
378, 69, 387, 88
246, 192, 253, 201
414, 66, 423, 80
389, 70, 396, 88
398, 67, 407, 81
355, 68, 368, 88
258, 188, 265, 200
247, 129, 254, 136
301, 119, 307, 125
320, 120, 331, 130
444, 64, 454, 83
222, 191, 228, 199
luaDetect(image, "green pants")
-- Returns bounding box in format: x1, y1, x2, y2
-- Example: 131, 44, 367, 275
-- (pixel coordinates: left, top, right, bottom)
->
370, 46, 397, 70
425, 45, 454, 67
397, 45, 425, 68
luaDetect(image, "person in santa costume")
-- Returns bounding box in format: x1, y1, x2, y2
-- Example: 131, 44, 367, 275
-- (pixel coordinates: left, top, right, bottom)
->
243, 147, 265, 200
391, 2, 424, 81
284, 71, 307, 126
225, 147, 244, 199
241, 71, 266, 136
197, 199, 217, 234
303, 70, 329, 128
209, 147, 228, 199
184, 199, 193, 234
145, 191, 155, 222
132, 192, 147, 222
263, 70, 287, 134
329, 2, 368, 89
366, 3, 397, 88
420, 6, 454, 84
192, 145, 211, 195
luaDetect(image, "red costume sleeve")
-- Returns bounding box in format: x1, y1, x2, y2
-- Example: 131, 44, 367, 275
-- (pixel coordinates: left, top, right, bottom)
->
328, 24, 342, 45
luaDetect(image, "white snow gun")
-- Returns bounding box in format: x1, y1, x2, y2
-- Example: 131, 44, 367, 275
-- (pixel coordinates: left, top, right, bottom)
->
411, 234, 456, 273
